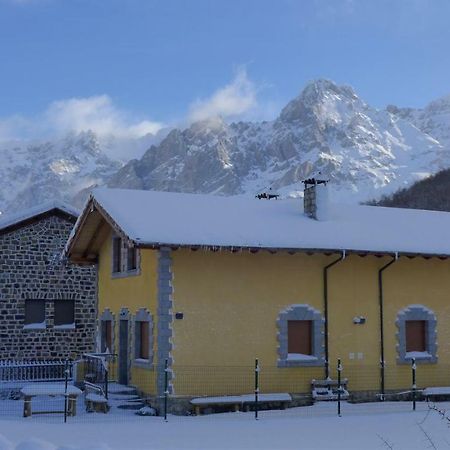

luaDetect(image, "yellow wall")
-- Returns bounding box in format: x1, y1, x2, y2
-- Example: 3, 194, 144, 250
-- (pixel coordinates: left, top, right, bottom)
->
96, 234, 450, 398
170, 250, 450, 396
97, 230, 158, 395
171, 250, 330, 395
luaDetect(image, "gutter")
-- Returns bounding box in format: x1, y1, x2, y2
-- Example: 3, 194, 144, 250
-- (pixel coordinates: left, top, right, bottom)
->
378, 252, 399, 400
323, 250, 346, 379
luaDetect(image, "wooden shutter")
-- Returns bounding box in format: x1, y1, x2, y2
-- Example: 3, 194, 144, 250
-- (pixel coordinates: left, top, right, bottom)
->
24, 300, 45, 325
405, 320, 426, 352
288, 320, 312, 355
106, 321, 112, 352
140, 322, 150, 359
54, 300, 75, 326
127, 247, 137, 271
112, 237, 122, 273
102, 320, 112, 352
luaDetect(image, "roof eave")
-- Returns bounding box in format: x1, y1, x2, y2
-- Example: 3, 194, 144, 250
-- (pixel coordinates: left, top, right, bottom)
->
135, 242, 450, 259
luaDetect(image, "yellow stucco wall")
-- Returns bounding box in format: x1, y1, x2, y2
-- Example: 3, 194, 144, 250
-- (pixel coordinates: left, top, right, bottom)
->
171, 250, 330, 395
170, 250, 450, 396
96, 234, 450, 398
97, 230, 158, 395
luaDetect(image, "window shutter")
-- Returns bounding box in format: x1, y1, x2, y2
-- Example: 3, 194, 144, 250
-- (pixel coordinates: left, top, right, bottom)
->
140, 322, 149, 359
287, 320, 312, 355
135, 321, 141, 358
101, 320, 112, 352
54, 300, 75, 326
127, 247, 137, 271
112, 237, 122, 273
106, 321, 112, 352
405, 320, 426, 352
24, 300, 45, 325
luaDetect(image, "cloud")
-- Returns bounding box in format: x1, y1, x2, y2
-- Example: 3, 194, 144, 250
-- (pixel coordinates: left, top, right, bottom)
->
44, 95, 162, 138
188, 67, 257, 122
0, 95, 163, 142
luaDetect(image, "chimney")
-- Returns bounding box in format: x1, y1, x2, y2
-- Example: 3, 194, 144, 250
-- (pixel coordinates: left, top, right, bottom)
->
303, 177, 330, 220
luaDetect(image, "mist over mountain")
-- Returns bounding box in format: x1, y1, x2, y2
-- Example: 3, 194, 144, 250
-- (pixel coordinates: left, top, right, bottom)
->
1, 79, 450, 218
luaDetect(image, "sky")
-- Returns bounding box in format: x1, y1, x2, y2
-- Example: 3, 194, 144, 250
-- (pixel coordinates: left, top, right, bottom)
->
0, 0, 450, 141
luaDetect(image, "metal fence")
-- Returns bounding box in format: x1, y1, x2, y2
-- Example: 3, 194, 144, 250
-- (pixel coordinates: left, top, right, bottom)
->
0, 359, 72, 383
0, 358, 449, 423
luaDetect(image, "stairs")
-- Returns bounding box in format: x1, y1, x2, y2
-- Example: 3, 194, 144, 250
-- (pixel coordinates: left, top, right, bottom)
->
107, 383, 147, 411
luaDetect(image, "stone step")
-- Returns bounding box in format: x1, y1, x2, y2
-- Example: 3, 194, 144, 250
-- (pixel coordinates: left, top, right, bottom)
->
116, 402, 146, 410
108, 394, 141, 401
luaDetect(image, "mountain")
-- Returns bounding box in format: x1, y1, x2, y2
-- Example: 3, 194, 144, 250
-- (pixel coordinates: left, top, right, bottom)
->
1, 79, 450, 218
387, 95, 450, 153
0, 131, 123, 216
108, 80, 448, 202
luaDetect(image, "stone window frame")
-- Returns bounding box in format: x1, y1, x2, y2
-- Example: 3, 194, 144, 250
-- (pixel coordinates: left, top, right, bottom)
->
99, 308, 115, 354
111, 234, 141, 279
132, 308, 154, 369
396, 304, 437, 364
277, 304, 325, 368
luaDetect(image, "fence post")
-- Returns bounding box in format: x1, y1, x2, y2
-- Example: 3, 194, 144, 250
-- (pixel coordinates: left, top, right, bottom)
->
337, 358, 342, 417
412, 357, 416, 411
254, 358, 259, 420
105, 365, 109, 400
64, 359, 69, 423
164, 358, 169, 422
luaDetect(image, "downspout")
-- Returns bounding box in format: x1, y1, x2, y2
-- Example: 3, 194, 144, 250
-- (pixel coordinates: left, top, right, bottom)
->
323, 250, 346, 379
378, 252, 398, 400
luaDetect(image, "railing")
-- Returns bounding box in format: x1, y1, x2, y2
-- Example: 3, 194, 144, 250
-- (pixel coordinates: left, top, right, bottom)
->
0, 359, 72, 382
81, 353, 117, 399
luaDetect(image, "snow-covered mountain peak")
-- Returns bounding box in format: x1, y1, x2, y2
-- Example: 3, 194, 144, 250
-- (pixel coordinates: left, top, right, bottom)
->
106, 79, 449, 203
426, 94, 450, 114
1, 79, 450, 217
279, 79, 365, 127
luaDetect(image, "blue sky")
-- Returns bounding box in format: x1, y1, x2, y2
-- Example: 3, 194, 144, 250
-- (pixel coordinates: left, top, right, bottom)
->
0, 0, 449, 140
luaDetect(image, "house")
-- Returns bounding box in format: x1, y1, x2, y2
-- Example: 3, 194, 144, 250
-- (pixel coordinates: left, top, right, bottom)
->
0, 202, 97, 359
65, 183, 450, 407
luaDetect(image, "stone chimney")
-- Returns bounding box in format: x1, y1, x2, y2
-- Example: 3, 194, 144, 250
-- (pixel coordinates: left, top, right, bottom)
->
303, 177, 330, 220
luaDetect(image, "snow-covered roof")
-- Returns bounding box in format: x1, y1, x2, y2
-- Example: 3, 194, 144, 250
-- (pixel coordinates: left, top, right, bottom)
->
67, 187, 450, 258
0, 201, 79, 233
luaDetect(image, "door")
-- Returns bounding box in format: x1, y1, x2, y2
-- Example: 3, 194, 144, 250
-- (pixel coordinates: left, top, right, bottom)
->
119, 319, 129, 385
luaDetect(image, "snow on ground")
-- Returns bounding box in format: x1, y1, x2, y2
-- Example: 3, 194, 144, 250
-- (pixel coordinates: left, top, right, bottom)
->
0, 400, 449, 449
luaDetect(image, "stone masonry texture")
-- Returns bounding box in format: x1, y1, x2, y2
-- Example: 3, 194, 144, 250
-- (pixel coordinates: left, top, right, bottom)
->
0, 214, 96, 359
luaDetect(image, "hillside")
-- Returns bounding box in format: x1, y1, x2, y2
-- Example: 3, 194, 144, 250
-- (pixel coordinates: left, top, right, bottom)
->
370, 168, 450, 211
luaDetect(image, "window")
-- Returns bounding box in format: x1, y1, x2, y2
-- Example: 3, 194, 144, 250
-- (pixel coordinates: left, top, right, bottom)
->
112, 236, 122, 273
24, 300, 46, 328
101, 320, 113, 353
54, 300, 75, 328
405, 320, 426, 352
133, 308, 153, 367
127, 246, 137, 271
100, 309, 115, 353
136, 322, 150, 359
396, 305, 437, 364
288, 320, 312, 355
112, 235, 140, 276
277, 304, 324, 367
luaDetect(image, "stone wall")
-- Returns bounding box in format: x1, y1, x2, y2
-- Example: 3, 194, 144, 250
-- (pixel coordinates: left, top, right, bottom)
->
0, 214, 97, 359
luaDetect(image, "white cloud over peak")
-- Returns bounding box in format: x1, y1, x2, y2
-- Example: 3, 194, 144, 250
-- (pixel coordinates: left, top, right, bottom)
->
44, 95, 162, 138
0, 95, 163, 142
188, 67, 258, 122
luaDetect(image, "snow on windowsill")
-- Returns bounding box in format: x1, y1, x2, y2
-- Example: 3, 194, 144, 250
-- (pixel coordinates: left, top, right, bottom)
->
54, 323, 76, 330
23, 322, 46, 330
405, 351, 432, 360
287, 353, 318, 362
